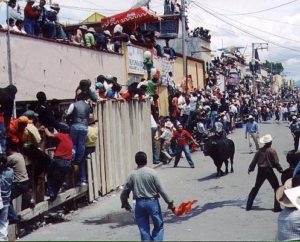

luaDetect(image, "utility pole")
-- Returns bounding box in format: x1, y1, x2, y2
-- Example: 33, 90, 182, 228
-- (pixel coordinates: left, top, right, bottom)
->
251, 42, 268, 95
181, 0, 187, 92
6, 0, 13, 86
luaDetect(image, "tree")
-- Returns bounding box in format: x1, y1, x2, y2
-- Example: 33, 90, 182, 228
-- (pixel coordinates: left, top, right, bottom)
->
262, 61, 284, 75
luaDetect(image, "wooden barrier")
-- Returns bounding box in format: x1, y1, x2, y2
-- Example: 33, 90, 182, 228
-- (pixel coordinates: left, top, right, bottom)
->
88, 100, 152, 200
17, 100, 152, 221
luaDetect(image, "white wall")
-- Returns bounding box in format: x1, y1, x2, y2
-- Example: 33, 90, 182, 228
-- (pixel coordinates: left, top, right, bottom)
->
0, 31, 126, 101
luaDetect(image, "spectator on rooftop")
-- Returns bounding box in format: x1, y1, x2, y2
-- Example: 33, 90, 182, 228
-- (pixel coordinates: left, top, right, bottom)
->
12, 19, 26, 34
7, 18, 15, 31
112, 24, 129, 53
49, 3, 67, 40
7, 0, 23, 22
35, 0, 55, 39
95, 30, 111, 51
24, 0, 39, 35
85, 27, 96, 47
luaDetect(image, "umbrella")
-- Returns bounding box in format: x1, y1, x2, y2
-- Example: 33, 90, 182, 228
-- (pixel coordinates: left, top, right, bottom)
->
101, 7, 161, 28
171, 199, 198, 216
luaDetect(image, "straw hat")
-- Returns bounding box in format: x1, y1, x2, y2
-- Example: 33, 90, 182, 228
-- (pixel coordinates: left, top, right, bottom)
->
88, 27, 96, 33
50, 3, 60, 9
276, 177, 300, 208
18, 116, 29, 123
259, 134, 272, 144
79, 25, 88, 31
103, 30, 111, 37
165, 121, 174, 128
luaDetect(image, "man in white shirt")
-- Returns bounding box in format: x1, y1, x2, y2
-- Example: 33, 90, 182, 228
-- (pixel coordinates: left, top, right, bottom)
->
7, 0, 23, 21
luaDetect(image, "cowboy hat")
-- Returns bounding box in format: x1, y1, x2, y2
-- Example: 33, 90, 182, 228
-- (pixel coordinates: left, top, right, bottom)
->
103, 30, 111, 37
88, 27, 96, 33
50, 3, 60, 9
248, 115, 254, 120
259, 134, 272, 144
276, 177, 300, 208
165, 121, 173, 128
79, 25, 88, 31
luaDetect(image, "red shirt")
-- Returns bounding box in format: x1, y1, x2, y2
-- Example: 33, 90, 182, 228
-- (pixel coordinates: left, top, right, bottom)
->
24, 4, 38, 19
173, 130, 192, 147
54, 133, 73, 160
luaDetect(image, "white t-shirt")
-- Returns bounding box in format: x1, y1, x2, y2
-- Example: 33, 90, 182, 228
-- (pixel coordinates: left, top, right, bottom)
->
189, 96, 197, 111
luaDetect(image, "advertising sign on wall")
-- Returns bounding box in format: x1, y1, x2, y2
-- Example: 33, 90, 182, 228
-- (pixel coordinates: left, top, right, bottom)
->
127, 46, 145, 75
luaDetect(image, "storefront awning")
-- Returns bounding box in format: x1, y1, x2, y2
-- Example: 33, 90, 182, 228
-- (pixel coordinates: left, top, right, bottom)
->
101, 7, 161, 28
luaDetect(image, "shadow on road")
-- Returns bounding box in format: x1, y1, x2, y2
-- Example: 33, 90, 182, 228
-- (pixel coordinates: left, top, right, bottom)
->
164, 199, 245, 224
197, 173, 217, 182
82, 211, 135, 229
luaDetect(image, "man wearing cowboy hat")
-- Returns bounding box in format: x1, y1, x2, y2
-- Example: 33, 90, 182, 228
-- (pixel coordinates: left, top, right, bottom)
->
245, 115, 259, 153
246, 134, 283, 212
85, 27, 96, 47
276, 175, 300, 240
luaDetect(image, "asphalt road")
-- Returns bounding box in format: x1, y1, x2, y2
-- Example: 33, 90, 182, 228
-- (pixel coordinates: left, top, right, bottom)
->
23, 120, 293, 241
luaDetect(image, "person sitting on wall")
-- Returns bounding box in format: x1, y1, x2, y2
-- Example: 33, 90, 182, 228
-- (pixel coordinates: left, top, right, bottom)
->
23, 0, 39, 36
7, 0, 23, 22
48, 3, 67, 40
85, 27, 96, 48
95, 30, 111, 51
12, 19, 26, 34
112, 24, 129, 53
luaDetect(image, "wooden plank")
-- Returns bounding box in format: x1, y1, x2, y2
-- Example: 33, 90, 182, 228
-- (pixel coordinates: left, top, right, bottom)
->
87, 156, 94, 202
98, 103, 107, 195
91, 152, 99, 199
18, 186, 87, 221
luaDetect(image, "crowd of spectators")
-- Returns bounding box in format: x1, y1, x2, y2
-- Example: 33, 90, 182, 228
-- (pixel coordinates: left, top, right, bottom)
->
4, 0, 176, 58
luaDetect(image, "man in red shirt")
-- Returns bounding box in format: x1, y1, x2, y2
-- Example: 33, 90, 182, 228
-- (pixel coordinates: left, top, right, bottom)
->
44, 125, 72, 200
172, 124, 198, 168
24, 0, 38, 35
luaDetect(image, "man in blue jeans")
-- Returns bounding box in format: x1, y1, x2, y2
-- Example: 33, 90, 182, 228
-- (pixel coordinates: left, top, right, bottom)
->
172, 124, 199, 168
120, 152, 174, 241
67, 92, 90, 184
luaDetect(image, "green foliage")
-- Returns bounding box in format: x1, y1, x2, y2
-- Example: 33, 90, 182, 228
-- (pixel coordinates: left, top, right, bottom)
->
262, 60, 284, 75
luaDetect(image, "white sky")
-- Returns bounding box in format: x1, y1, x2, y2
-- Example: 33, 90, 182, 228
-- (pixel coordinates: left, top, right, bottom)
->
1, 0, 300, 80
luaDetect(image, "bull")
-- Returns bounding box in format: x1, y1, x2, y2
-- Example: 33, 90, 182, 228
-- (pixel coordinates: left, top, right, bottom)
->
203, 136, 235, 177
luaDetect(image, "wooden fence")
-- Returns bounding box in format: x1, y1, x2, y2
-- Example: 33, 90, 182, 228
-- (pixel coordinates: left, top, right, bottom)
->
18, 100, 152, 222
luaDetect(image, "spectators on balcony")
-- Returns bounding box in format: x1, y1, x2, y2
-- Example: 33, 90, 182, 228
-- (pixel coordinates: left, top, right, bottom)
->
7, 0, 23, 22
24, 0, 39, 36
85, 27, 96, 48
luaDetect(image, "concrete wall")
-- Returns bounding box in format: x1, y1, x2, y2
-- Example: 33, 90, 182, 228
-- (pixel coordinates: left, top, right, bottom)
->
0, 31, 126, 101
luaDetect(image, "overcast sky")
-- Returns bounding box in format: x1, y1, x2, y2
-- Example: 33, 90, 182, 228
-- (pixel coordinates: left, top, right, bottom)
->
1, 0, 300, 80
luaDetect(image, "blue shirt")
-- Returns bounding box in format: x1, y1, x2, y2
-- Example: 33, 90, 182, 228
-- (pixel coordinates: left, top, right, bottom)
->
245, 121, 258, 135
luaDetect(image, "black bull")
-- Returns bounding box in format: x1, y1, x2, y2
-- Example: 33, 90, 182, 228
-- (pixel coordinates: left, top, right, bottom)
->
203, 137, 235, 177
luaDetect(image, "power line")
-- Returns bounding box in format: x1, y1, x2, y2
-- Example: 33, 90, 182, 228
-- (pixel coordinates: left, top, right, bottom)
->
194, 0, 299, 16
197, 1, 300, 27
191, 2, 300, 53
198, 5, 300, 43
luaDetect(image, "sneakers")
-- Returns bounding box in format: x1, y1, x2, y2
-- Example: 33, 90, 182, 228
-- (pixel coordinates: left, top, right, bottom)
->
190, 165, 195, 168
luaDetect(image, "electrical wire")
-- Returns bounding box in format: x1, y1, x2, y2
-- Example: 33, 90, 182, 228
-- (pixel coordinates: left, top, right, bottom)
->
194, 4, 300, 43
193, 0, 298, 16
191, 2, 300, 53
196, 1, 300, 27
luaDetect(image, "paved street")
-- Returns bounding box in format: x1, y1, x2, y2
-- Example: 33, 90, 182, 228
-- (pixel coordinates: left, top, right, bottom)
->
23, 120, 293, 241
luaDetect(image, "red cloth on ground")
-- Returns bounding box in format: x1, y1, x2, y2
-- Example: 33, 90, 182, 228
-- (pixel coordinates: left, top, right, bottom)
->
53, 133, 73, 160
172, 200, 198, 216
